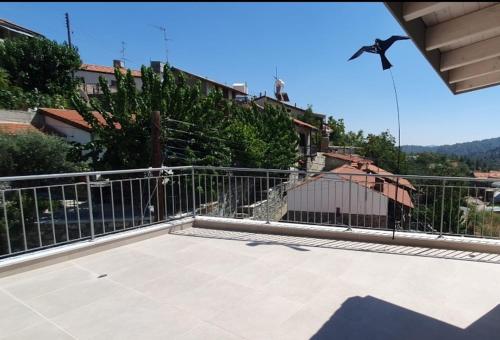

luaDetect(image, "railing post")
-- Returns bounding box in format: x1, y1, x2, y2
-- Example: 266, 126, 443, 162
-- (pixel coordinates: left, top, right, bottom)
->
439, 179, 446, 238
266, 171, 270, 224
86, 175, 95, 240
347, 175, 352, 230
191, 167, 196, 217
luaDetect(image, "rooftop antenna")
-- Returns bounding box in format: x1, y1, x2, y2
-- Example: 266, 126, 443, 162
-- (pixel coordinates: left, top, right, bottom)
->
151, 25, 172, 63
120, 41, 129, 65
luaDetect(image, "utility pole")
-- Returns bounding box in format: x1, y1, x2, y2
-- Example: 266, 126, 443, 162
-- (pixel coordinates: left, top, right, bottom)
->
65, 13, 72, 48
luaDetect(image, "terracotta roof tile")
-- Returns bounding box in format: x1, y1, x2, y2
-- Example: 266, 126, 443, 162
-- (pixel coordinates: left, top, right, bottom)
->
0, 122, 38, 134
359, 163, 415, 190
38, 108, 121, 132
324, 152, 373, 164
80, 64, 142, 78
331, 164, 413, 208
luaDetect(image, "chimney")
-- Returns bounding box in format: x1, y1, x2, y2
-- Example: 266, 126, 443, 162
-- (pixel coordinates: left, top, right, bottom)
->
232, 82, 248, 95
150, 61, 165, 74
113, 60, 124, 68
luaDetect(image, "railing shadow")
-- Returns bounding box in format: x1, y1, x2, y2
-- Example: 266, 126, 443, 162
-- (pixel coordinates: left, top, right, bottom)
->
171, 227, 500, 264
310, 296, 500, 340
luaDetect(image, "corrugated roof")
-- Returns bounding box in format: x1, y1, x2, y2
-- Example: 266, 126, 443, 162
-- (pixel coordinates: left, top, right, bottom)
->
80, 64, 142, 78
38, 108, 121, 132
0, 122, 38, 134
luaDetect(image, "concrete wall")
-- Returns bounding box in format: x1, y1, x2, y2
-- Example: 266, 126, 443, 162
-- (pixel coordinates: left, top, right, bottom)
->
44, 116, 91, 144
76, 70, 143, 95
287, 174, 388, 216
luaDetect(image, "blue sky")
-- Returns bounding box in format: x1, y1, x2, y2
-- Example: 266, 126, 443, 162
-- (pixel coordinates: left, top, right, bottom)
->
2, 2, 499, 146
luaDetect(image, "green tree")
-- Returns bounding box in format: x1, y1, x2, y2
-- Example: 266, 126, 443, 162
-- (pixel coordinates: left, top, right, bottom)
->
0, 131, 87, 177
0, 36, 81, 96
361, 131, 405, 173
327, 116, 365, 147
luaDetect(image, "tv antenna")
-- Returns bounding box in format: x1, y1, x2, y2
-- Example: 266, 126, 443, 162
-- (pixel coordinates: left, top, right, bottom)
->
151, 25, 172, 63
120, 41, 131, 65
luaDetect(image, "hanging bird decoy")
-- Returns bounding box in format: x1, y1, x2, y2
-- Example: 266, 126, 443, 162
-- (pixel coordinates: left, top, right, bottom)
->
348, 35, 409, 70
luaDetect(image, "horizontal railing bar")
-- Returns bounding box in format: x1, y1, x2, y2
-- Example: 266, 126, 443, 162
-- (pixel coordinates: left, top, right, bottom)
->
193, 166, 498, 182
0, 166, 193, 182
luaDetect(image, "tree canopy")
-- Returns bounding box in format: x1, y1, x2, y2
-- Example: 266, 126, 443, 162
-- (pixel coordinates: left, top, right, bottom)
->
0, 36, 81, 96
73, 64, 298, 171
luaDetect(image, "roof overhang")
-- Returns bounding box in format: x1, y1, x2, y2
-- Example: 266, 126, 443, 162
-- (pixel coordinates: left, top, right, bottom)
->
385, 2, 500, 94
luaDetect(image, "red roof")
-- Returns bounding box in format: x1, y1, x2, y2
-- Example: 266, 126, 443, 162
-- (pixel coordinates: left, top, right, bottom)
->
38, 108, 121, 132
331, 164, 377, 188
0, 122, 38, 134
324, 152, 373, 164
80, 64, 142, 78
293, 118, 318, 130
473, 171, 500, 180
332, 164, 413, 208
359, 163, 415, 190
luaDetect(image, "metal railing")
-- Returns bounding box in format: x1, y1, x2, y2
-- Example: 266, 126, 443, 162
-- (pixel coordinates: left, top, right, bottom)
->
1, 165, 499, 258
298, 145, 318, 157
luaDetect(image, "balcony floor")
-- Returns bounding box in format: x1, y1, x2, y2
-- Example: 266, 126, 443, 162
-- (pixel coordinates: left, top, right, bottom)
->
1, 226, 500, 339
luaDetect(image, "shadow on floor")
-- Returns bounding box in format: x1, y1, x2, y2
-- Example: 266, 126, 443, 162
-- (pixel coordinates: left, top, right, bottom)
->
171, 227, 500, 264
310, 296, 500, 340
246, 240, 310, 252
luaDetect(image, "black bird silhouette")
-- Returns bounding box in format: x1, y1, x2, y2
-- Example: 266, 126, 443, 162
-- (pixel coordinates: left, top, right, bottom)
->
348, 35, 409, 70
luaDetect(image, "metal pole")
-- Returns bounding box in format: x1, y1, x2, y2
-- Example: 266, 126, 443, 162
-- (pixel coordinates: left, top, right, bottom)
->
266, 171, 270, 224
348, 175, 352, 230
86, 175, 95, 240
191, 167, 196, 217
151, 110, 164, 222
439, 179, 446, 238
65, 13, 72, 48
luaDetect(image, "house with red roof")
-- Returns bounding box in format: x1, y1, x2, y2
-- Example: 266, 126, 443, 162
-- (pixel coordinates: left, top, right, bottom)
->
36, 108, 120, 145
76, 60, 247, 100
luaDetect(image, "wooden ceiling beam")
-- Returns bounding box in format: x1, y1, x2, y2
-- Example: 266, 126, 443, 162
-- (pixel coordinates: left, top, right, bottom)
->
426, 4, 500, 51
402, 2, 450, 21
440, 35, 500, 71
455, 71, 500, 93
449, 56, 500, 84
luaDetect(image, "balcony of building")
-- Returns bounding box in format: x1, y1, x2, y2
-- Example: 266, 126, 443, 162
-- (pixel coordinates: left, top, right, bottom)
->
1, 166, 500, 339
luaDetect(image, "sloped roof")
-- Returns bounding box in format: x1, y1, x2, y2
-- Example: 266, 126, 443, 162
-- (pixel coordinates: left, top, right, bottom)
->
293, 118, 318, 130
324, 152, 374, 164
360, 163, 416, 190
332, 164, 414, 208
385, 2, 500, 94
0, 122, 38, 134
0, 18, 44, 38
79, 64, 142, 78
331, 164, 377, 188
38, 108, 121, 132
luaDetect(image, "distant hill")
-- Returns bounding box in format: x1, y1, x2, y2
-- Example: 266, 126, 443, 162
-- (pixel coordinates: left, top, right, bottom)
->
402, 137, 500, 156
402, 137, 500, 170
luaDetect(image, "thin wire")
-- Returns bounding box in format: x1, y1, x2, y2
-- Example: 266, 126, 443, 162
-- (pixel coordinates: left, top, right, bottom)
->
389, 68, 401, 174
389, 68, 402, 240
